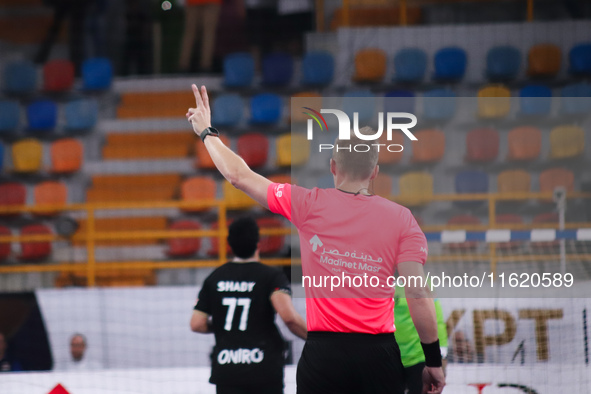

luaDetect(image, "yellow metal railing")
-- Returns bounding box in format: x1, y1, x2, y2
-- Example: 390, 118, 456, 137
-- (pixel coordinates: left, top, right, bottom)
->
0, 191, 590, 286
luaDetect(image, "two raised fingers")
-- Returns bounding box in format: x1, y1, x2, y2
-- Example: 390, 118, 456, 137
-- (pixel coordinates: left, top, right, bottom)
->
191, 84, 210, 111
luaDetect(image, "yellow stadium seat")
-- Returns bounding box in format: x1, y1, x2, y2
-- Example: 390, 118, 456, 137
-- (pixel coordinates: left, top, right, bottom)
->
478, 84, 511, 118
276, 133, 310, 167
497, 170, 531, 195
399, 172, 433, 206
223, 181, 258, 210
549, 125, 585, 159
12, 138, 43, 173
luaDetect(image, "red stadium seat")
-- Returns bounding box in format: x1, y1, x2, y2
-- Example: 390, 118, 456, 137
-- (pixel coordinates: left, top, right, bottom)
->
507, 126, 541, 161
411, 129, 445, 163
0, 182, 26, 217
19, 224, 52, 261
0, 226, 11, 261
257, 217, 285, 255
237, 133, 269, 168
539, 168, 574, 202
43, 59, 75, 92
208, 221, 233, 258
166, 220, 202, 258
465, 128, 499, 163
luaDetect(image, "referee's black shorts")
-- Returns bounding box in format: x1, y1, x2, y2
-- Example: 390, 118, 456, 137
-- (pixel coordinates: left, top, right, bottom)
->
296, 332, 405, 394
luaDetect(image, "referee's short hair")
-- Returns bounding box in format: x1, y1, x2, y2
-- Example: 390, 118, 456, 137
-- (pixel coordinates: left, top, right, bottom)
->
332, 126, 379, 181
228, 217, 260, 259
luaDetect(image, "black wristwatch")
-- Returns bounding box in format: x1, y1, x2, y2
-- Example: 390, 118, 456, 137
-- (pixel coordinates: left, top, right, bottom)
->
201, 127, 220, 142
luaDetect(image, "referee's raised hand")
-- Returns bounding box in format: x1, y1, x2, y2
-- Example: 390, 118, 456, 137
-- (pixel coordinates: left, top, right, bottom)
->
186, 84, 211, 138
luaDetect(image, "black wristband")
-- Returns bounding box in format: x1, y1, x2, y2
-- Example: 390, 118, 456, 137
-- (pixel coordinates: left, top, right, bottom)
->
421, 340, 442, 367
201, 127, 219, 142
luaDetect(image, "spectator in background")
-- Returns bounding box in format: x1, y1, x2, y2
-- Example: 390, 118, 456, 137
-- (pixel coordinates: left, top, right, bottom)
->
65, 333, 102, 371
276, 0, 313, 56
179, 0, 222, 73
122, 0, 154, 75
448, 331, 475, 364
239, 0, 278, 70
0, 332, 23, 372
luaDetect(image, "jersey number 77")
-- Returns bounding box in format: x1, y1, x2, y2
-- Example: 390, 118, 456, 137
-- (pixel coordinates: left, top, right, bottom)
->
222, 297, 251, 331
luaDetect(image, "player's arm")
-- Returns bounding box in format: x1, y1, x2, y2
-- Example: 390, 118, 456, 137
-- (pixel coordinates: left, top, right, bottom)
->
190, 309, 212, 333
187, 84, 271, 209
270, 291, 307, 340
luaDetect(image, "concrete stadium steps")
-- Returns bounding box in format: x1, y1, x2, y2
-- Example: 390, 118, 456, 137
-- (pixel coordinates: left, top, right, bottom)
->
55, 268, 156, 287
86, 173, 183, 203
117, 91, 196, 119
102, 131, 196, 160
72, 216, 169, 247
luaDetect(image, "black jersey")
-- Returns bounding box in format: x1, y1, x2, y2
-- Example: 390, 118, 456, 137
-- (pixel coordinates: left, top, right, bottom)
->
195, 262, 291, 385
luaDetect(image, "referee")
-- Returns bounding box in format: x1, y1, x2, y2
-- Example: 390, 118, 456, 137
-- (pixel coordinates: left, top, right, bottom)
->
187, 85, 445, 394
191, 217, 307, 394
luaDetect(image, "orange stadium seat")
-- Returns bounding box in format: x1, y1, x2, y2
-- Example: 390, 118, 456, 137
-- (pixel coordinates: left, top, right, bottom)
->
12, 138, 43, 173
276, 133, 310, 167
477, 84, 511, 118
539, 168, 574, 202
507, 126, 541, 161
237, 133, 269, 168
497, 169, 531, 195
549, 125, 585, 159
19, 223, 52, 261
411, 129, 445, 163
465, 128, 499, 163
353, 48, 387, 82
0, 182, 26, 217
33, 181, 67, 216
223, 181, 258, 210
50, 138, 83, 174
527, 44, 561, 78
195, 135, 231, 169
181, 176, 217, 212
166, 220, 202, 258
377, 132, 404, 164
257, 217, 285, 255
0, 226, 11, 261
399, 172, 433, 206
371, 173, 393, 198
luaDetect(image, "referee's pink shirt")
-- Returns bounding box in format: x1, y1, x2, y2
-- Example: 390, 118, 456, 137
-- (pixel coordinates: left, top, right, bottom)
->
267, 183, 428, 334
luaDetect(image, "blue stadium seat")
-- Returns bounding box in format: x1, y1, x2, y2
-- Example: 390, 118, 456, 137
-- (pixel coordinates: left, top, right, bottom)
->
561, 82, 591, 115
26, 100, 57, 132
224, 53, 254, 88
65, 98, 98, 131
3, 60, 37, 95
82, 57, 113, 90
394, 48, 427, 83
0, 100, 20, 133
433, 47, 467, 81
486, 46, 521, 81
212, 94, 244, 127
519, 85, 552, 116
302, 51, 334, 86
569, 42, 591, 76
384, 90, 415, 114
342, 90, 376, 124
262, 53, 294, 86
423, 88, 456, 120
250, 93, 282, 124
454, 170, 488, 209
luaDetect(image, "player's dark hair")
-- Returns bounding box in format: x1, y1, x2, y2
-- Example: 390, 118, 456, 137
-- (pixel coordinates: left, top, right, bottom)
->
227, 217, 260, 259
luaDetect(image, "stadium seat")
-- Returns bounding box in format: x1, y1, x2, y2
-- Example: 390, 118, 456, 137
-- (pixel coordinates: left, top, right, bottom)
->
399, 172, 433, 206
12, 138, 43, 173
342, 89, 376, 123
0, 182, 26, 211
384, 90, 415, 114
497, 169, 531, 195
422, 88, 456, 120
250, 93, 282, 124
33, 181, 67, 215
3, 60, 37, 95
0, 100, 20, 133
539, 168, 575, 202
465, 128, 499, 163
43, 59, 74, 92
181, 176, 217, 212
377, 132, 404, 165
291, 92, 322, 123
411, 129, 445, 163
26, 100, 57, 131
211, 94, 243, 127
237, 133, 269, 168
486, 46, 521, 81
560, 83, 591, 115
454, 170, 488, 208
549, 125, 585, 159
262, 53, 294, 86
372, 173, 393, 198
50, 138, 83, 174
353, 48, 387, 82
223, 180, 257, 210
433, 47, 467, 81
527, 44, 561, 78
0, 226, 11, 261
569, 42, 591, 76
82, 57, 113, 90
195, 135, 230, 169
276, 133, 310, 167
19, 223, 52, 261
166, 220, 202, 258
64, 98, 98, 131
393, 48, 427, 83
224, 52, 254, 88
477, 84, 511, 118
208, 220, 232, 257
257, 217, 285, 255
519, 85, 552, 116
445, 214, 481, 252
507, 126, 541, 161
301, 51, 334, 86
